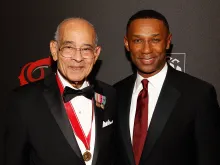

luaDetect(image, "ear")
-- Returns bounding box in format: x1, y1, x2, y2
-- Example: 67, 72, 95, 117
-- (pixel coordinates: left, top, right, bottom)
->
166, 33, 172, 50
50, 40, 58, 61
124, 36, 130, 51
93, 46, 101, 63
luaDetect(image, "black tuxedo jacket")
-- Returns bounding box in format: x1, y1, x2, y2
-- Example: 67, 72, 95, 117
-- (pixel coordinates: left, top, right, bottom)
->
4, 74, 117, 165
114, 65, 220, 165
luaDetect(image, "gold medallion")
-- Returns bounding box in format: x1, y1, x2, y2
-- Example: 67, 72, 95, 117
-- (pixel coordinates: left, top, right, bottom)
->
83, 151, 91, 162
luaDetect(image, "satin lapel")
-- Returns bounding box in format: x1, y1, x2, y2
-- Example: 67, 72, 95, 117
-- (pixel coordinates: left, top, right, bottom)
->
92, 82, 104, 165
140, 67, 181, 164
42, 74, 83, 161
118, 75, 136, 165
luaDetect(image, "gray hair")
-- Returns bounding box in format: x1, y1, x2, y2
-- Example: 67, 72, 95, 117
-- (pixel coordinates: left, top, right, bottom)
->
54, 17, 98, 46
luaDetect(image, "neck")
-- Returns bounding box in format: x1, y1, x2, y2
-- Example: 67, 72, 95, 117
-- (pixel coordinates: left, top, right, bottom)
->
70, 80, 85, 89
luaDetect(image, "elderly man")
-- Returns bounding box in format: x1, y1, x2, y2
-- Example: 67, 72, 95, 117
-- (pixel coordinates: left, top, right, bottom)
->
4, 18, 116, 165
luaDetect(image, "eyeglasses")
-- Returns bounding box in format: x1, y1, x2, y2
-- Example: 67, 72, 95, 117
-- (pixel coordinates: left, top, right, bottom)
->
58, 46, 96, 59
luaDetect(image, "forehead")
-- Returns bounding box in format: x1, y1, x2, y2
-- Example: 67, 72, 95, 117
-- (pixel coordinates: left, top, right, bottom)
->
127, 18, 168, 36
59, 19, 96, 45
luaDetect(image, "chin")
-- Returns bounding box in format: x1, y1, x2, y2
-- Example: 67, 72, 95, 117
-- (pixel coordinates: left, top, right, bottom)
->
71, 78, 85, 82
140, 70, 156, 75
66, 75, 84, 82
137, 66, 157, 75
139, 65, 155, 72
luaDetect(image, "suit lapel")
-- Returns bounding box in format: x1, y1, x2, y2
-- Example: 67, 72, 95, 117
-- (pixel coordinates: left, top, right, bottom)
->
140, 66, 181, 164
91, 82, 105, 165
42, 74, 83, 162
118, 75, 136, 165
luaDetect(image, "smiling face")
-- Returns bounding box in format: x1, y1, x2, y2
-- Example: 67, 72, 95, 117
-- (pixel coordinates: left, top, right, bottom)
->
50, 18, 101, 88
124, 18, 172, 78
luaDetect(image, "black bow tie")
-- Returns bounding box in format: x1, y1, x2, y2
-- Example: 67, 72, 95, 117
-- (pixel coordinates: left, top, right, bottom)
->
62, 85, 94, 103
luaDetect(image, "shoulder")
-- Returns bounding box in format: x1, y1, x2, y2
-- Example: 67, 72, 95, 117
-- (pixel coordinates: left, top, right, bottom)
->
113, 74, 135, 90
169, 67, 214, 90
12, 73, 56, 95
167, 67, 217, 99
9, 78, 46, 102
94, 80, 116, 96
14, 78, 44, 93
5, 78, 47, 116
95, 80, 115, 90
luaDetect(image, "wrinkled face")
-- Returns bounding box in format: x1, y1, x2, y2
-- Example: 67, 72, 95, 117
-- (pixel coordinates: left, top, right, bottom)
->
50, 19, 101, 87
124, 18, 172, 78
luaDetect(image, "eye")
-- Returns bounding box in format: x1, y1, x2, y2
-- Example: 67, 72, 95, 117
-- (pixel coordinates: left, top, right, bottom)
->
60, 46, 74, 54
82, 47, 92, 51
81, 47, 93, 54
61, 46, 73, 50
65, 46, 74, 49
132, 39, 143, 43
151, 38, 161, 43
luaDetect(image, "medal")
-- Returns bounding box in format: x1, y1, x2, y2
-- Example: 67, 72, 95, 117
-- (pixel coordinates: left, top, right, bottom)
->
94, 92, 106, 110
83, 151, 92, 161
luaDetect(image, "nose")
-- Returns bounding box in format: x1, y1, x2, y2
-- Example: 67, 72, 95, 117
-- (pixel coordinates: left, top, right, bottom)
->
142, 41, 152, 54
71, 49, 83, 62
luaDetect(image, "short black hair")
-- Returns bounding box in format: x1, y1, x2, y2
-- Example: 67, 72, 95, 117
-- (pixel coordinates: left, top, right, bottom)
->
126, 9, 170, 33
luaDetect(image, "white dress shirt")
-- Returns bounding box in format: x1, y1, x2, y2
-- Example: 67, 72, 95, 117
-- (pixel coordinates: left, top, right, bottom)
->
57, 71, 95, 165
129, 63, 168, 142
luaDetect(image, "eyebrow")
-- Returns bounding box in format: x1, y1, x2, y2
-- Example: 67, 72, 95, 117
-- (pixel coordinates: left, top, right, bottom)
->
83, 44, 94, 48
61, 41, 75, 45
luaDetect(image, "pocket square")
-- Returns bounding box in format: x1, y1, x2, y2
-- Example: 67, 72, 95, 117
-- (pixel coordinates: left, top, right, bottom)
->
102, 119, 113, 128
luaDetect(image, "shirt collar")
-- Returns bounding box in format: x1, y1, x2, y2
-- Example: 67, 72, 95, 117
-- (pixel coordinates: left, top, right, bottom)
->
134, 63, 168, 93
57, 70, 89, 90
